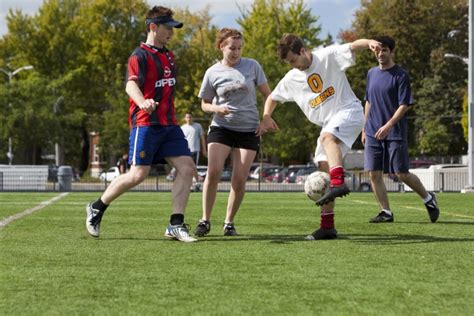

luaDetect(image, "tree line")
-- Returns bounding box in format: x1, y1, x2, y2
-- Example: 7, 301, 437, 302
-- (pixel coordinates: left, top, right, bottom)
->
0, 0, 468, 173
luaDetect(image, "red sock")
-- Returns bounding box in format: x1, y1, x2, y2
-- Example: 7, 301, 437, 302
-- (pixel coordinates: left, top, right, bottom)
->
329, 166, 344, 186
320, 211, 334, 229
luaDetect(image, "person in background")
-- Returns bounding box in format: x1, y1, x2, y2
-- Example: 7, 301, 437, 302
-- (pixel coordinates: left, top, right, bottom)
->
181, 112, 207, 189
116, 153, 129, 174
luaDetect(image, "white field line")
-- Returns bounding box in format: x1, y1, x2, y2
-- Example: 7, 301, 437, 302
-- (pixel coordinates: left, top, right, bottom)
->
351, 199, 474, 219
0, 192, 69, 229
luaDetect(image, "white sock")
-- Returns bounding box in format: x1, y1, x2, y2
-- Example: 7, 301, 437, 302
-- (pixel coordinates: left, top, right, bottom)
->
382, 209, 392, 216
422, 194, 432, 204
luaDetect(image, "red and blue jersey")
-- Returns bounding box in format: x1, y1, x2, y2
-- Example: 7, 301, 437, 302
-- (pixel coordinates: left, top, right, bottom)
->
126, 43, 178, 128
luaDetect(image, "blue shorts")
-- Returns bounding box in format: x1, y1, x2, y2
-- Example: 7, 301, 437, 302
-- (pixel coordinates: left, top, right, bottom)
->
364, 136, 409, 173
128, 125, 191, 165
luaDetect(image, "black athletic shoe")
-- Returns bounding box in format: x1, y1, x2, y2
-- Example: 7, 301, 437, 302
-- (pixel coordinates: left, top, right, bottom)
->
369, 211, 394, 223
305, 228, 338, 240
425, 192, 440, 223
193, 183, 202, 192
194, 219, 211, 237
315, 183, 350, 206
223, 223, 238, 236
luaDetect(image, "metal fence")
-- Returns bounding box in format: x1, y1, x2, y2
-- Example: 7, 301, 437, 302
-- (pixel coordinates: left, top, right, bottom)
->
0, 168, 468, 193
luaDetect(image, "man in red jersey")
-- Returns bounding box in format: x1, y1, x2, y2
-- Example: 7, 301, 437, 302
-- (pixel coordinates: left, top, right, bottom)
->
85, 6, 197, 242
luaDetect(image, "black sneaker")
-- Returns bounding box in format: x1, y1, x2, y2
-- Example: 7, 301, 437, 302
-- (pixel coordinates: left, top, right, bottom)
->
305, 228, 338, 240
425, 192, 440, 223
193, 183, 202, 192
194, 219, 211, 237
315, 183, 350, 206
223, 223, 238, 236
369, 211, 394, 223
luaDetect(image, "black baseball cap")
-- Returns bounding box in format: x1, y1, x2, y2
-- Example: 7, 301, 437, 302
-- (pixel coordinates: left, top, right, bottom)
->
145, 16, 183, 28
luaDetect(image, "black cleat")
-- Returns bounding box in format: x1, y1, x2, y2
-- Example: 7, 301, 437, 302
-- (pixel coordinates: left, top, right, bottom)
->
425, 192, 440, 223
369, 211, 394, 223
194, 219, 211, 237
315, 183, 350, 206
223, 223, 238, 236
305, 228, 338, 240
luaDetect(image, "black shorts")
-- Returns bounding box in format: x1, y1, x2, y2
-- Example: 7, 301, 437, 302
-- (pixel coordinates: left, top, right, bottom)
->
207, 126, 260, 151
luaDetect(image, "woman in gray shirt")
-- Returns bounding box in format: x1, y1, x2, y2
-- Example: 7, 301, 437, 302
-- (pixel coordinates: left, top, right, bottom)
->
194, 28, 271, 237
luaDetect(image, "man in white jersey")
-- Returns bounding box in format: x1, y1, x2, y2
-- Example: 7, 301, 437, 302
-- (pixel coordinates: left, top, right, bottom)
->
181, 112, 207, 190
258, 34, 381, 240
181, 112, 207, 166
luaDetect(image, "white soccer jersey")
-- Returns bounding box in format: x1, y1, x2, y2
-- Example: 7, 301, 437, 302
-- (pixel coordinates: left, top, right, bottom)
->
271, 43, 361, 126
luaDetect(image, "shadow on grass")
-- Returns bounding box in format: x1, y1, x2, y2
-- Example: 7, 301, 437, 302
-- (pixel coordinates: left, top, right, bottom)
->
197, 232, 474, 244
396, 220, 474, 226
96, 220, 474, 244
341, 233, 474, 244
92, 236, 163, 242
98, 234, 308, 243
97, 231, 474, 244
197, 234, 308, 243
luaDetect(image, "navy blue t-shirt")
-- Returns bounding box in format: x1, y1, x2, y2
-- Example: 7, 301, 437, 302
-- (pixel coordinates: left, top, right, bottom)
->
364, 64, 413, 140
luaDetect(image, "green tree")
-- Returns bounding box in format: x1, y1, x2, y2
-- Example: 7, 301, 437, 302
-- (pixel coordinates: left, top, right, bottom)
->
169, 7, 220, 122
414, 47, 467, 155
76, 0, 149, 162
0, 8, 43, 164
0, 83, 7, 156
462, 92, 468, 142
1, 0, 149, 169
97, 6, 221, 161
0, 71, 65, 164
1, 0, 87, 166
347, 0, 468, 156
418, 119, 450, 155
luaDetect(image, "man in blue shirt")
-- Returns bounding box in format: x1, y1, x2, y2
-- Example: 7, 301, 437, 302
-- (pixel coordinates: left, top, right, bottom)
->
362, 36, 440, 223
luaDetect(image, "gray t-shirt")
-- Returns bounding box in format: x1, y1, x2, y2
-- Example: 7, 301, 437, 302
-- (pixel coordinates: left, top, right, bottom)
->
181, 122, 204, 152
198, 58, 267, 132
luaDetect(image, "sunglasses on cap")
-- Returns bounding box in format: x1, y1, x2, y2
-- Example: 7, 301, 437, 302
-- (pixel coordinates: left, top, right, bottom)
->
145, 16, 183, 29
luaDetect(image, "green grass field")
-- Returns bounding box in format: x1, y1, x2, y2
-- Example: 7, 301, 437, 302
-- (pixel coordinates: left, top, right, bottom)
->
1, 192, 473, 315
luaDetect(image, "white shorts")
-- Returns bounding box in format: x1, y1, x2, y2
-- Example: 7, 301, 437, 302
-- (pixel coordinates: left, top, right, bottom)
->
314, 106, 364, 163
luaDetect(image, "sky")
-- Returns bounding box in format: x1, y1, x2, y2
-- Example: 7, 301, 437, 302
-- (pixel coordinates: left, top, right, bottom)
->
0, 0, 360, 39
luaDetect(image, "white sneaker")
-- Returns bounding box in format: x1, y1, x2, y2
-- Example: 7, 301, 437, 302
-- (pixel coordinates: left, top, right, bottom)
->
164, 223, 197, 243
86, 203, 103, 237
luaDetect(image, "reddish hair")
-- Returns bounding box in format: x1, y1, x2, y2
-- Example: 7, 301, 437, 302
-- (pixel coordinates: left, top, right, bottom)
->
216, 28, 243, 50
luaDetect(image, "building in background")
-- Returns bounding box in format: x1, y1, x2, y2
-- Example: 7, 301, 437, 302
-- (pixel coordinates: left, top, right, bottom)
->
89, 132, 105, 178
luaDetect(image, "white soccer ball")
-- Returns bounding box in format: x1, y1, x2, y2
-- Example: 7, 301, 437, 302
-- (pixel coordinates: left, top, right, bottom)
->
304, 171, 330, 201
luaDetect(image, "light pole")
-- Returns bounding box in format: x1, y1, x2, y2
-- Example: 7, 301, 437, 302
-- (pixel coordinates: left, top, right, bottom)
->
0, 65, 34, 82
444, 1, 473, 192
468, 0, 473, 192
53, 96, 64, 166
0, 65, 34, 165
444, 53, 469, 65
